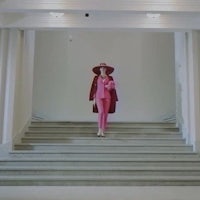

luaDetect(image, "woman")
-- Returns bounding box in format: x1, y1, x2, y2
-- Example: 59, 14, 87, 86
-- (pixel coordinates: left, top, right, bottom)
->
89, 63, 118, 137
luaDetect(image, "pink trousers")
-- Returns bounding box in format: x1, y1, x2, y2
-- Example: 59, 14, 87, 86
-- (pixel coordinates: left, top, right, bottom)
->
96, 98, 111, 131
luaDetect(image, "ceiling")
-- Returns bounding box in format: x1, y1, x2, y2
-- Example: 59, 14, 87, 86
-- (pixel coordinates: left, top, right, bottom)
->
0, 0, 200, 30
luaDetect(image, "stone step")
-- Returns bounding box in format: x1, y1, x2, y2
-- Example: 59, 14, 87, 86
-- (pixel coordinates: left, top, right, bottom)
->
1, 158, 200, 167
30, 121, 177, 128
0, 175, 200, 186
25, 131, 182, 138
9, 150, 199, 158
28, 127, 179, 132
14, 143, 193, 151
7, 121, 200, 186
21, 137, 186, 145
0, 166, 200, 176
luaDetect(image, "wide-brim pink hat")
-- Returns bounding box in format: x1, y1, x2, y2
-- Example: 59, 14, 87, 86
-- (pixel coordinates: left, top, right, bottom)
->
92, 63, 114, 75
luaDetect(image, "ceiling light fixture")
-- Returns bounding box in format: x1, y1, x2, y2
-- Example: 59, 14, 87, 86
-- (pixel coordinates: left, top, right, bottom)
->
49, 12, 64, 18
146, 13, 161, 19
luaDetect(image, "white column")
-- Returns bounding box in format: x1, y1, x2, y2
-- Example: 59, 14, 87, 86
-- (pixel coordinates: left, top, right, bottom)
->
174, 31, 200, 152
22, 30, 35, 120
0, 29, 9, 144
174, 32, 190, 143
2, 30, 22, 147
12, 30, 35, 144
187, 31, 200, 151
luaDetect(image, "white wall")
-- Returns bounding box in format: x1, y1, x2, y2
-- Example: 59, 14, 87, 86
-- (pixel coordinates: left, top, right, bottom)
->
33, 30, 176, 122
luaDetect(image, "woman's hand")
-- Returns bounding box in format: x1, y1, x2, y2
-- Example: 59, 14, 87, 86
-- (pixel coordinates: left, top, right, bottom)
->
106, 81, 115, 90
93, 98, 96, 105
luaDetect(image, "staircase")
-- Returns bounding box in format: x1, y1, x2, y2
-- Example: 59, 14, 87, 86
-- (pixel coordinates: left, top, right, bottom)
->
1, 121, 200, 186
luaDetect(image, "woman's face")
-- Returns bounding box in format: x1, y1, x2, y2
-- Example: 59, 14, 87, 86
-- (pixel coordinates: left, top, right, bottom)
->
100, 67, 107, 74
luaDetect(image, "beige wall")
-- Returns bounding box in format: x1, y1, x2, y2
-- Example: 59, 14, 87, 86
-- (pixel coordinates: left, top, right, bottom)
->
33, 30, 176, 122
